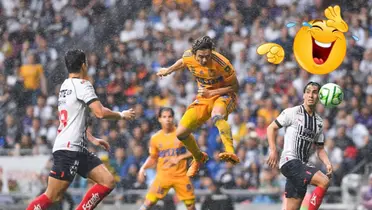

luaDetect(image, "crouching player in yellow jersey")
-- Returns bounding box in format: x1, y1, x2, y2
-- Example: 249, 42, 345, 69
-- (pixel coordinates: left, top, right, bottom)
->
137, 107, 195, 210
157, 36, 240, 177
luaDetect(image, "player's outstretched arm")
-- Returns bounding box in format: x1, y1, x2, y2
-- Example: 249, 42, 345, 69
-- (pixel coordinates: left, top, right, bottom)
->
89, 100, 135, 120
266, 121, 280, 168
138, 156, 157, 182
316, 145, 333, 178
156, 59, 185, 77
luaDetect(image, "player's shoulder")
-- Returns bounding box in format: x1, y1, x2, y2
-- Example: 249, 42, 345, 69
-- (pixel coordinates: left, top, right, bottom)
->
151, 130, 163, 141
182, 49, 195, 66
211, 51, 231, 66
71, 78, 93, 88
282, 105, 301, 115
182, 49, 193, 58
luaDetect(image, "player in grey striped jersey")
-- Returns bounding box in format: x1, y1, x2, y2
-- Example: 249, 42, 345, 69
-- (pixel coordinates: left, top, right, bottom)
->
266, 82, 332, 210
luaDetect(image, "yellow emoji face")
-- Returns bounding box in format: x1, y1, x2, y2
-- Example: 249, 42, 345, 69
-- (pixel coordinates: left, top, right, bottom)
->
293, 20, 347, 74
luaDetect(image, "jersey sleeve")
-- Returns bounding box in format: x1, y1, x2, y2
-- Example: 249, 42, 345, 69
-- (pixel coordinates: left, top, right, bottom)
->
275, 108, 294, 128
75, 80, 98, 105
149, 136, 159, 158
213, 52, 236, 78
182, 50, 193, 67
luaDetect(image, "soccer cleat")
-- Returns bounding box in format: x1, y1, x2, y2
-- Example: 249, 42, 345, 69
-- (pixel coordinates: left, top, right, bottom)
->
186, 152, 208, 177
218, 152, 240, 164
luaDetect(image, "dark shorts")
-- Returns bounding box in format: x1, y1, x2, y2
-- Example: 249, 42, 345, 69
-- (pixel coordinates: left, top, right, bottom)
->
280, 159, 318, 199
49, 150, 102, 182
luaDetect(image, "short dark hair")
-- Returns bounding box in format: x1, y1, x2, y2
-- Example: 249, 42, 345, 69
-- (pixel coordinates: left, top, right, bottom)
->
64, 49, 86, 73
303, 81, 321, 93
158, 107, 175, 118
191, 36, 214, 54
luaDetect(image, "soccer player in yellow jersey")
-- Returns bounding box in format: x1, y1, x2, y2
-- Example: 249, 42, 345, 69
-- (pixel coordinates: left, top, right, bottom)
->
138, 107, 195, 210
157, 36, 240, 177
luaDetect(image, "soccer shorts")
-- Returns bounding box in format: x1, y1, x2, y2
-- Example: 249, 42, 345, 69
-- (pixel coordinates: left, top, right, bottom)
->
49, 150, 102, 182
280, 159, 319, 199
146, 176, 195, 202
179, 93, 236, 131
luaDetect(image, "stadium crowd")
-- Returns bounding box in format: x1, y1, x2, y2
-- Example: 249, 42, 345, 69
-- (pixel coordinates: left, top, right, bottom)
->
0, 0, 371, 206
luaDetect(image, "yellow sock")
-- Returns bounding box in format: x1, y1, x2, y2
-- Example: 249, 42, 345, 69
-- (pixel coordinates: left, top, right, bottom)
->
215, 118, 234, 153
180, 134, 203, 160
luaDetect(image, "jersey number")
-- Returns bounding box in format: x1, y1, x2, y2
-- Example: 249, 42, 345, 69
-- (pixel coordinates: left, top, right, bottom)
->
59, 110, 68, 127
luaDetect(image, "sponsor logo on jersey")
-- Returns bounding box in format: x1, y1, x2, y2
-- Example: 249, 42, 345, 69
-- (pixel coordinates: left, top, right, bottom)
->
59, 89, 72, 98
158, 147, 187, 158
195, 76, 223, 85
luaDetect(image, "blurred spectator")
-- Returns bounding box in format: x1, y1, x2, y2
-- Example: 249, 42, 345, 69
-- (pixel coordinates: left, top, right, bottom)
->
201, 178, 234, 210
3, 114, 21, 149
18, 52, 47, 105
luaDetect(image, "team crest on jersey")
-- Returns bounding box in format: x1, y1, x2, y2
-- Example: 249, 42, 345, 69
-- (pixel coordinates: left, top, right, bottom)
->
80, 80, 86, 84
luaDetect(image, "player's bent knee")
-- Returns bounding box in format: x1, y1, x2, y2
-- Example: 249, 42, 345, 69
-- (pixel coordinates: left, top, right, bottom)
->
177, 133, 188, 141
320, 176, 330, 189
103, 173, 116, 189
45, 190, 64, 202
313, 171, 330, 189
211, 115, 224, 124
176, 127, 191, 141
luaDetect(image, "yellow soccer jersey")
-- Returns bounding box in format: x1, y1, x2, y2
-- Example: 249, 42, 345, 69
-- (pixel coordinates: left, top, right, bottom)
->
182, 50, 236, 90
149, 129, 188, 177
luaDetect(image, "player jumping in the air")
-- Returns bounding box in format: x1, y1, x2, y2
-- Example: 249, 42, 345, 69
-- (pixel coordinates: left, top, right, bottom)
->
266, 82, 332, 210
157, 36, 240, 177
26, 49, 135, 210
137, 107, 196, 210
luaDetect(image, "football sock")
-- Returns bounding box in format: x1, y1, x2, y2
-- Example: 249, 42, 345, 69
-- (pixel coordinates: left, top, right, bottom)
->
26, 194, 53, 210
308, 187, 326, 210
214, 118, 234, 153
75, 184, 113, 210
180, 134, 203, 160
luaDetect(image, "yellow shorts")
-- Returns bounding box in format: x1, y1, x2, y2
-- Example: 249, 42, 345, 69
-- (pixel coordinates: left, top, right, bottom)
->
145, 176, 195, 202
179, 93, 236, 131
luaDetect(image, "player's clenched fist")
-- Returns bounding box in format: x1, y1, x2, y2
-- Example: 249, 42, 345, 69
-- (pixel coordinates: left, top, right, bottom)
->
325, 5, 348, 32
156, 68, 172, 77
121, 108, 135, 120
257, 43, 285, 65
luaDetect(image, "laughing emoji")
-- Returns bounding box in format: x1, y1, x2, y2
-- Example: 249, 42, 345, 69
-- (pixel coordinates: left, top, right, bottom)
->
257, 5, 348, 75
